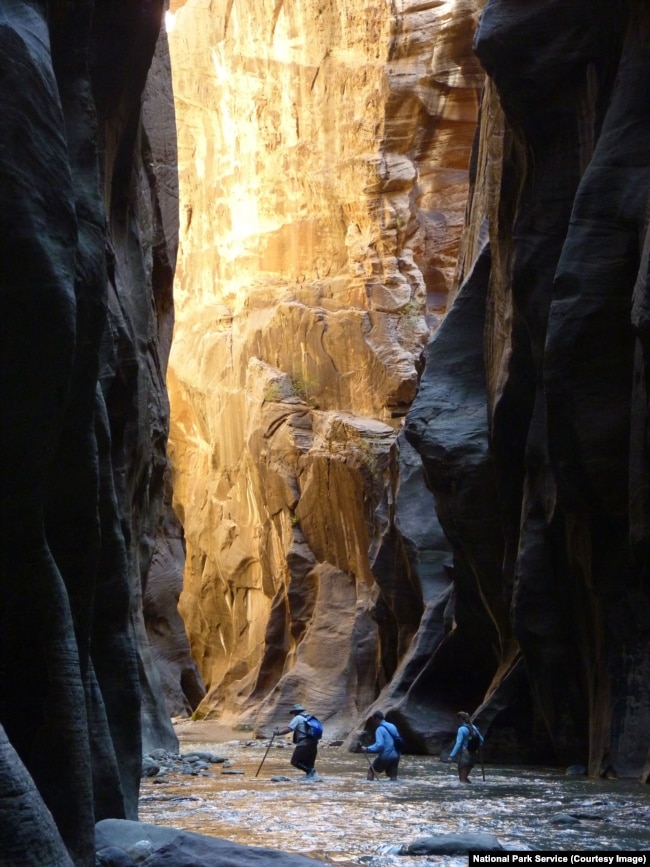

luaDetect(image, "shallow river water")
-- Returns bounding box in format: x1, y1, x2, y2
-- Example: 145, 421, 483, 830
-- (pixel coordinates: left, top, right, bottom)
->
138, 726, 650, 866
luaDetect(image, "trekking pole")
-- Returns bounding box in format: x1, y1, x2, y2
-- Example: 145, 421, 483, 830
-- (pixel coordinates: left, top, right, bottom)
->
479, 745, 486, 781
255, 732, 276, 778
359, 743, 378, 780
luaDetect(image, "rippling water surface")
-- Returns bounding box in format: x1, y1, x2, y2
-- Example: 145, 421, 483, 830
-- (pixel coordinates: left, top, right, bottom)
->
138, 726, 650, 866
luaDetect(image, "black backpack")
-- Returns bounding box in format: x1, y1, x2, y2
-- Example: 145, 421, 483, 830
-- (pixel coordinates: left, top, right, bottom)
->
466, 725, 481, 754
381, 722, 404, 754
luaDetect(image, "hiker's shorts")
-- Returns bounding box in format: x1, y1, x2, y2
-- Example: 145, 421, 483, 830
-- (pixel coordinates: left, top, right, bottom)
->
372, 755, 399, 778
458, 748, 476, 769
291, 740, 317, 771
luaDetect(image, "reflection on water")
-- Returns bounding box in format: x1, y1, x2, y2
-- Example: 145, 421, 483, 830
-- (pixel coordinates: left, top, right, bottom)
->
138, 732, 650, 866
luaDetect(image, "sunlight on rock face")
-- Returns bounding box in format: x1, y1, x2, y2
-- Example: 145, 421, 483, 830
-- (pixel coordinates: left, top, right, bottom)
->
165, 0, 482, 727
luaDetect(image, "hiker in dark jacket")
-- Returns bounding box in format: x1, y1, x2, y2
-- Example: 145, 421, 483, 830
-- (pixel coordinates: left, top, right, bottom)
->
447, 711, 483, 783
274, 703, 318, 779
361, 710, 401, 781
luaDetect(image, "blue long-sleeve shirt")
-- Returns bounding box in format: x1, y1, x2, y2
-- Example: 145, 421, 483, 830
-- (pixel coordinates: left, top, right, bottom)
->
367, 721, 400, 759
449, 723, 483, 758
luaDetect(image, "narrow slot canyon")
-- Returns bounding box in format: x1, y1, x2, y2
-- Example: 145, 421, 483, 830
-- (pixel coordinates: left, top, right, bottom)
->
0, 1, 649, 864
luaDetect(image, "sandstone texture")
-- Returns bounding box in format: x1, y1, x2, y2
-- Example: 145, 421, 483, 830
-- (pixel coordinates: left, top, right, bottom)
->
0, 1, 185, 863
166, 0, 482, 736
168, 0, 650, 782
407, 0, 650, 778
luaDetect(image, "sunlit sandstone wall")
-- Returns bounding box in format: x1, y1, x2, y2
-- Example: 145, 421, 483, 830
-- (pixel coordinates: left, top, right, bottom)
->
166, 0, 483, 732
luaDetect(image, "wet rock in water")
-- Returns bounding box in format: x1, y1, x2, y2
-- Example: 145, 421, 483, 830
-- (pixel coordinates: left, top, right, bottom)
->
141, 749, 226, 781
221, 769, 245, 775
141, 758, 160, 778
566, 765, 587, 775
270, 775, 293, 782
549, 813, 581, 825
401, 833, 504, 855
96, 819, 324, 865
126, 839, 156, 862
181, 751, 226, 764
95, 846, 135, 866
148, 749, 176, 763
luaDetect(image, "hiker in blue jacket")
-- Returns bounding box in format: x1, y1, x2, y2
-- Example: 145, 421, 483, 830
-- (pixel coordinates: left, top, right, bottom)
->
274, 703, 319, 779
447, 711, 483, 783
361, 710, 401, 781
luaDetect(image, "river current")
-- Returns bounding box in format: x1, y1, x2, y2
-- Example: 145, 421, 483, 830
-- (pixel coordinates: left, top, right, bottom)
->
138, 724, 650, 866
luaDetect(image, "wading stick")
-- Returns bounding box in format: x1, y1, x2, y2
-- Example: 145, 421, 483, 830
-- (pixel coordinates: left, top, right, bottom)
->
255, 732, 276, 778
359, 742, 377, 778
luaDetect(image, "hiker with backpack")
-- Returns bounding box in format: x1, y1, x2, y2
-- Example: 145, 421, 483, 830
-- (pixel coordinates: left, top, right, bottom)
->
274, 703, 322, 780
360, 710, 402, 781
445, 711, 484, 783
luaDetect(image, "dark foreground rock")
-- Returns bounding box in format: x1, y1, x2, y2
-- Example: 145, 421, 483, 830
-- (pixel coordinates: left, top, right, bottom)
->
95, 819, 325, 866
400, 833, 504, 855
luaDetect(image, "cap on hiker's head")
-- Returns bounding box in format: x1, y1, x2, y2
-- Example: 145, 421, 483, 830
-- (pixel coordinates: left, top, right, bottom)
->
291, 703, 305, 713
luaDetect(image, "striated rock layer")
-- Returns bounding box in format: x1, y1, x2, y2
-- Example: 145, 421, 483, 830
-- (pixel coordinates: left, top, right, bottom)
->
0, 1, 187, 862
407, 0, 650, 779
166, 0, 483, 734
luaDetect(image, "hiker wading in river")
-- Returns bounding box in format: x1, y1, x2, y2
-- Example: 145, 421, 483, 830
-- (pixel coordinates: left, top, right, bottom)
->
274, 704, 319, 779
361, 711, 401, 781
446, 711, 483, 783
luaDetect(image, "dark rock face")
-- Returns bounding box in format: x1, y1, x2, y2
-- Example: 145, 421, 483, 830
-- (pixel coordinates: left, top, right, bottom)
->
0, 1, 188, 863
406, 0, 650, 778
95, 819, 325, 866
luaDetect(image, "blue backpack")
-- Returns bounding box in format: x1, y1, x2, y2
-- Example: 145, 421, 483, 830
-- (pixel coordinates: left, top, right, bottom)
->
303, 714, 324, 741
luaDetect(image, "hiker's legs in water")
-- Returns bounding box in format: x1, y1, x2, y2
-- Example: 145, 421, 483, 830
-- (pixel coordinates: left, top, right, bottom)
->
291, 742, 318, 774
457, 750, 472, 782
368, 756, 399, 781
386, 758, 399, 781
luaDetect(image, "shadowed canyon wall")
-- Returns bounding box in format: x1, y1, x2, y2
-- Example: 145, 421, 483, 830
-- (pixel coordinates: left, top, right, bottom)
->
0, 1, 188, 863
406, 0, 650, 779
165, 0, 483, 737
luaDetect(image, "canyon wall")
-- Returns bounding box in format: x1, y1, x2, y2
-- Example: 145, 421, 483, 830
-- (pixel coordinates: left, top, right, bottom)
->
0, 1, 185, 863
167, 0, 650, 782
407, 0, 650, 779
165, 0, 483, 736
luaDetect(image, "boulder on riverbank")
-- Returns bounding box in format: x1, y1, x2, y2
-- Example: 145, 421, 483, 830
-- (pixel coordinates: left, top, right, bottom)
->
95, 819, 324, 866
